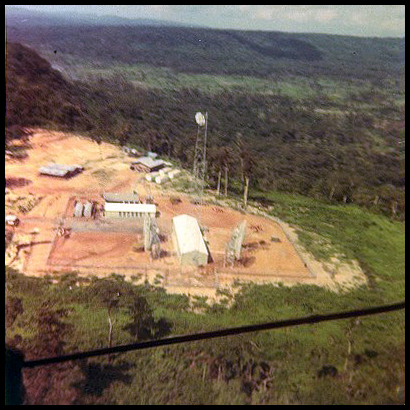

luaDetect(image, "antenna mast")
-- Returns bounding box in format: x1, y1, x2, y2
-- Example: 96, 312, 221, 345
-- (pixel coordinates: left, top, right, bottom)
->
193, 111, 208, 228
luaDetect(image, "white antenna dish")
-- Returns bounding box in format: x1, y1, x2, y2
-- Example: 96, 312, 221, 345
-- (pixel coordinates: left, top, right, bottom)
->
195, 112, 206, 127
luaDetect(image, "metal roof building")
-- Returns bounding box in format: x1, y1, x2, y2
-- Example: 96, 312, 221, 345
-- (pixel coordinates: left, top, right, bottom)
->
74, 202, 84, 218
171, 214, 209, 266
104, 202, 156, 219
103, 192, 139, 203
39, 163, 83, 178
130, 157, 166, 173
83, 202, 94, 218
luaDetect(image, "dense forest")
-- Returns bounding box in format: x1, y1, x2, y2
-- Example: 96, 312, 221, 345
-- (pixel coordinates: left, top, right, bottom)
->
6, 19, 405, 83
5, 41, 405, 219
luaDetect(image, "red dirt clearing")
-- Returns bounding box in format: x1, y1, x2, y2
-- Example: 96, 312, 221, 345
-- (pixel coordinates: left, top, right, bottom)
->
6, 129, 311, 282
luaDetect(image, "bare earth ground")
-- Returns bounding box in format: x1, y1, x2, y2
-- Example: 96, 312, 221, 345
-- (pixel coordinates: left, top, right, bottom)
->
5, 129, 367, 301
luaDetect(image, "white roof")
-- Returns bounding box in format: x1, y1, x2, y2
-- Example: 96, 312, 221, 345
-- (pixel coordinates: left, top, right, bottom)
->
39, 163, 83, 176
132, 157, 165, 169
172, 214, 208, 256
104, 202, 156, 213
103, 192, 139, 203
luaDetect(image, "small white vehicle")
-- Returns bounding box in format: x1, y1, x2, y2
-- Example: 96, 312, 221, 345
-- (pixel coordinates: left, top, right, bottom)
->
5, 214, 20, 226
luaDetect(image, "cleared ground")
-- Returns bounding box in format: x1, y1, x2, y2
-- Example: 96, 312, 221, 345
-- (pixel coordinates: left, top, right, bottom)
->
6, 129, 366, 296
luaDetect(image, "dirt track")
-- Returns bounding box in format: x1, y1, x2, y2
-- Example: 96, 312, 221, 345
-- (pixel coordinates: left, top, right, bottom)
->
5, 129, 367, 298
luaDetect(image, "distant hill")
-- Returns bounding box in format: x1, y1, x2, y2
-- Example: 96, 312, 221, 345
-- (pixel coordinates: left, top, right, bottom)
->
5, 6, 199, 28
6, 13, 404, 84
6, 42, 84, 129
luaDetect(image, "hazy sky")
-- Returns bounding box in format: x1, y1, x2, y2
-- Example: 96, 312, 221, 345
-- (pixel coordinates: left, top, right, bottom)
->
8, 5, 405, 37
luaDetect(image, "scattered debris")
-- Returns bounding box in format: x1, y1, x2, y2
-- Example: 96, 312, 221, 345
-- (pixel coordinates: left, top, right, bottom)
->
169, 196, 182, 205
56, 227, 71, 238
250, 224, 263, 233
5, 214, 19, 226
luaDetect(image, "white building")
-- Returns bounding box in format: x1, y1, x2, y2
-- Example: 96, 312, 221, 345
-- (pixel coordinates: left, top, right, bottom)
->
104, 202, 156, 219
171, 214, 209, 266
39, 163, 83, 178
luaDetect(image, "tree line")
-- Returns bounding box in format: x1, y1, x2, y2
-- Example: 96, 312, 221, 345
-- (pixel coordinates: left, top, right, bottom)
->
6, 42, 405, 219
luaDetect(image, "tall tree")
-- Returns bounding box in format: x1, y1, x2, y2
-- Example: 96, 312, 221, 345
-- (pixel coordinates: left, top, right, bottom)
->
242, 150, 256, 210
220, 146, 235, 197
123, 296, 155, 341
88, 278, 133, 351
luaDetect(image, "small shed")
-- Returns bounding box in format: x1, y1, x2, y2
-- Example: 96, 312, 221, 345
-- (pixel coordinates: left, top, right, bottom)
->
74, 202, 84, 218
39, 163, 83, 178
172, 214, 209, 266
83, 202, 93, 218
130, 157, 165, 173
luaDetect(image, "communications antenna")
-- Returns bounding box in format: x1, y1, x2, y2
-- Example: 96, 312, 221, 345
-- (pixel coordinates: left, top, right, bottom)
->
150, 218, 161, 260
143, 215, 151, 252
192, 111, 208, 230
144, 215, 161, 259
225, 220, 247, 267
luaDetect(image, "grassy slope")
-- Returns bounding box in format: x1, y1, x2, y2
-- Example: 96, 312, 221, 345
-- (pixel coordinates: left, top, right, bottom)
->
249, 190, 405, 300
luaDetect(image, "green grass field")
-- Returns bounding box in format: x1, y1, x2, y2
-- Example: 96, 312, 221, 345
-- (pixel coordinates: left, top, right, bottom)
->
249, 190, 405, 300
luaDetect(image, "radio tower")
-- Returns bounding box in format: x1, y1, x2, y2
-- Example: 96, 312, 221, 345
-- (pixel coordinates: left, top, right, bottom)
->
192, 111, 208, 228
193, 111, 208, 183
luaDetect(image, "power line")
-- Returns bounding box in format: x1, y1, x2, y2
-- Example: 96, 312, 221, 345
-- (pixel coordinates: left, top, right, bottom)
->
22, 301, 404, 369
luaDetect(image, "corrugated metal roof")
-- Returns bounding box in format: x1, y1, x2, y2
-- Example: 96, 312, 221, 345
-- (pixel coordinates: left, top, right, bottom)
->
132, 157, 165, 169
39, 163, 83, 176
83, 202, 93, 218
74, 202, 84, 217
103, 192, 139, 203
39, 167, 68, 176
172, 214, 208, 256
104, 202, 156, 213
